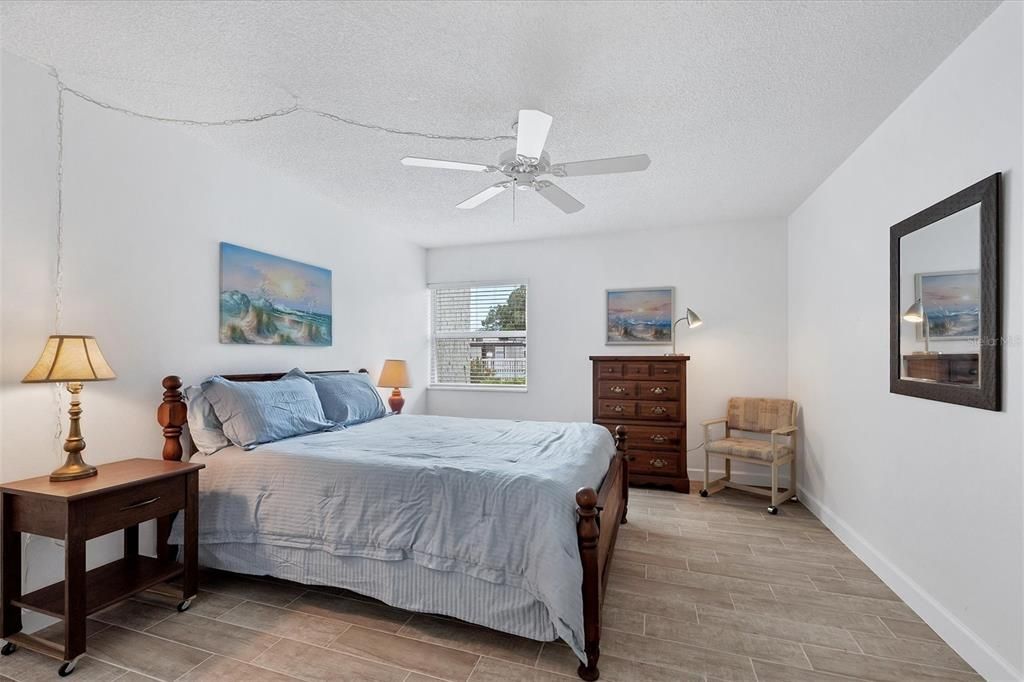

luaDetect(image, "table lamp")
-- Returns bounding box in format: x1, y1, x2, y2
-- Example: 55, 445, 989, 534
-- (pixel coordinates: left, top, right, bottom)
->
22, 335, 116, 481
669, 307, 703, 355
377, 359, 411, 414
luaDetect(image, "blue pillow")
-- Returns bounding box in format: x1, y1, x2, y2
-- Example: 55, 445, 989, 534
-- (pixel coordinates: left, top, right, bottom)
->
184, 381, 232, 455
299, 370, 387, 426
203, 371, 333, 450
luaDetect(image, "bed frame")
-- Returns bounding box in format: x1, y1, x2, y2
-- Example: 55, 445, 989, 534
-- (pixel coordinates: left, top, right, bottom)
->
155, 371, 628, 681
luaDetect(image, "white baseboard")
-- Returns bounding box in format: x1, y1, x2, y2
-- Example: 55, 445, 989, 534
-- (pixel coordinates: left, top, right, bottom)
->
798, 488, 1021, 682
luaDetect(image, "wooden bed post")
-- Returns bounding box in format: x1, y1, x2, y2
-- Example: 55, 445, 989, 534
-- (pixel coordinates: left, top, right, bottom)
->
158, 376, 186, 462
615, 426, 628, 524
575, 487, 601, 681
156, 376, 187, 561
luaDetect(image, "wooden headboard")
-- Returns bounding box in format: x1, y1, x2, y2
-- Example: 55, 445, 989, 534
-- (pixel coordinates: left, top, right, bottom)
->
157, 370, 368, 461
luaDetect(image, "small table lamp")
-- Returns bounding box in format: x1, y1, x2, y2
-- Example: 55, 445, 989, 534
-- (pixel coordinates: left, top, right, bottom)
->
377, 359, 411, 414
22, 335, 116, 481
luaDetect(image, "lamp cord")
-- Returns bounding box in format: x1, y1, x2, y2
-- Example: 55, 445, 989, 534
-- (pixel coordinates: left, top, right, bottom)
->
52, 70, 66, 463
54, 75, 515, 142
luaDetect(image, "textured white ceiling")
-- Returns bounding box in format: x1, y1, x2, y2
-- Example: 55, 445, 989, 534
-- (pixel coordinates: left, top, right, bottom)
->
2, 1, 997, 247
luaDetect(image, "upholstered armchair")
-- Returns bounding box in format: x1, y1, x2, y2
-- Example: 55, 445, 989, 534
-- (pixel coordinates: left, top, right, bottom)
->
700, 397, 798, 514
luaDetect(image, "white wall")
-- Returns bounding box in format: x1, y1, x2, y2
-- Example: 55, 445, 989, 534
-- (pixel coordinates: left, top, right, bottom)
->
0, 53, 428, 630
426, 220, 789, 482
787, 3, 1023, 679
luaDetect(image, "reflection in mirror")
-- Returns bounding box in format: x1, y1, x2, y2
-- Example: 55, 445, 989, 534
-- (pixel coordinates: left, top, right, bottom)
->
898, 203, 981, 386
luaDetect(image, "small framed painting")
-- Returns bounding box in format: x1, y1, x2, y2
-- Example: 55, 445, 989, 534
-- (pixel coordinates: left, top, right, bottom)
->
220, 242, 332, 346
606, 287, 674, 345
915, 270, 981, 341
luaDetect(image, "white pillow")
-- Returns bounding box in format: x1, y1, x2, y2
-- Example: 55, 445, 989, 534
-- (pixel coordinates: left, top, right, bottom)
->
184, 382, 232, 455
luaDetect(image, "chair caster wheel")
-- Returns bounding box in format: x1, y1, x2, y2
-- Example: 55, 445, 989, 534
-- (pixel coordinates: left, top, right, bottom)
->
177, 598, 192, 612
699, 489, 709, 497
59, 659, 77, 677
1, 641, 17, 656
767, 506, 779, 515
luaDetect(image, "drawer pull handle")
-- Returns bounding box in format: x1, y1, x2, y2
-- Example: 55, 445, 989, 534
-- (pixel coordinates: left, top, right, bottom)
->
650, 458, 668, 468
609, 385, 626, 394
611, 404, 624, 413
650, 406, 668, 416
650, 434, 668, 444
120, 497, 161, 511
649, 386, 668, 395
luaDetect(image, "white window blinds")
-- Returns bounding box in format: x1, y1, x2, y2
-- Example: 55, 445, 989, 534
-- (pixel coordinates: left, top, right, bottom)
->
430, 282, 527, 387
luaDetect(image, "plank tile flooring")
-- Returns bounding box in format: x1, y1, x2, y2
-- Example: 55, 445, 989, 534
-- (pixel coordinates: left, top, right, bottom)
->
0, 487, 978, 681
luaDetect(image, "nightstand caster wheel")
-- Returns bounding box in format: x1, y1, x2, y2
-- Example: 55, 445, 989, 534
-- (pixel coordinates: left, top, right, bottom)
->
58, 659, 77, 677
1, 641, 17, 656
767, 506, 779, 515
699, 489, 709, 497
177, 598, 192, 612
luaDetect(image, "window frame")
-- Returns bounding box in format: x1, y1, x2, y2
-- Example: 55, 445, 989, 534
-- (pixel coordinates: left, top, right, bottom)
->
428, 280, 529, 392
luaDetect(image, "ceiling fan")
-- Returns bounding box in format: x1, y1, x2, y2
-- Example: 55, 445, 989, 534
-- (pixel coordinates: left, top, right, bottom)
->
401, 110, 650, 215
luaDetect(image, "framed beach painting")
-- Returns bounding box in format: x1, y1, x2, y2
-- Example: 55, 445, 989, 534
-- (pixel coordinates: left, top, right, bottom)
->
219, 242, 332, 346
915, 270, 981, 341
606, 287, 674, 345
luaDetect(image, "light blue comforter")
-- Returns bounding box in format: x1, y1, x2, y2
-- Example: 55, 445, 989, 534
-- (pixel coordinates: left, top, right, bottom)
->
170, 414, 616, 660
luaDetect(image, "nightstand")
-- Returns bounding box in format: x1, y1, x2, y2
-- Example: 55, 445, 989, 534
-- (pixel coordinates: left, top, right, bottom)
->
0, 458, 204, 676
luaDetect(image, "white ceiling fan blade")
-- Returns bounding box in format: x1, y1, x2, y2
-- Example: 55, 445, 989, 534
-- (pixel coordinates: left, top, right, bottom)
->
401, 157, 494, 172
551, 154, 651, 177
535, 181, 584, 214
515, 110, 553, 160
456, 182, 510, 209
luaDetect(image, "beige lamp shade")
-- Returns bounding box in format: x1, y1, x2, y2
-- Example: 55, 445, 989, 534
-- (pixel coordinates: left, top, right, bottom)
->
22, 335, 117, 383
377, 359, 411, 388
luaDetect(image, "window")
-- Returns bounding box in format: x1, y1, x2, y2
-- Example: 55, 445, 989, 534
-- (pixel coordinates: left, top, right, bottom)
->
430, 282, 527, 388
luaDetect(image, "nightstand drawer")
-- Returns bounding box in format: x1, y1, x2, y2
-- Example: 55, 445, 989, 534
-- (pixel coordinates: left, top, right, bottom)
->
598, 381, 636, 398
83, 475, 185, 539
598, 400, 637, 419
630, 450, 682, 475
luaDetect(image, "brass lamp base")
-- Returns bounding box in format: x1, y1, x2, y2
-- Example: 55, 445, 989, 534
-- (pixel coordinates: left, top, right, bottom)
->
50, 455, 98, 482
50, 381, 98, 482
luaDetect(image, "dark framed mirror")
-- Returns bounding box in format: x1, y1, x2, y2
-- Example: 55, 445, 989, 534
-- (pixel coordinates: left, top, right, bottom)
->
890, 174, 1000, 410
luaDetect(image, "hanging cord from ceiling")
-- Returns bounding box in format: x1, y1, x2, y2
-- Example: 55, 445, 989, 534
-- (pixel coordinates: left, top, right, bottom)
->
52, 71, 516, 142
51, 71, 66, 464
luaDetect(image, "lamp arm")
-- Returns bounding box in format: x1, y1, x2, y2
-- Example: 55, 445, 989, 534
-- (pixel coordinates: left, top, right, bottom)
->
923, 312, 930, 353
671, 318, 686, 356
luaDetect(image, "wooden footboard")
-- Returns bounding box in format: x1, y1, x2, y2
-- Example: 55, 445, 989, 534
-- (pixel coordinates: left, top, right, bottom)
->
575, 425, 628, 681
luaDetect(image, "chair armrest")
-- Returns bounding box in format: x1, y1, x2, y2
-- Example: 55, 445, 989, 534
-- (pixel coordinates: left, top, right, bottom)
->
702, 417, 728, 444
771, 425, 797, 457
701, 417, 727, 427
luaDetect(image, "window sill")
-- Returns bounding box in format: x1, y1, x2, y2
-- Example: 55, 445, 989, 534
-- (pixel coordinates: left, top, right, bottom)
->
428, 384, 528, 393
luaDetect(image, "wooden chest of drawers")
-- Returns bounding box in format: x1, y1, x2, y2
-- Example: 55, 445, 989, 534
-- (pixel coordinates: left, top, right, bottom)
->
590, 355, 690, 493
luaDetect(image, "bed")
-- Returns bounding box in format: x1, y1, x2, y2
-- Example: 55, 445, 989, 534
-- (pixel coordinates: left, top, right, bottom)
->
155, 370, 629, 681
